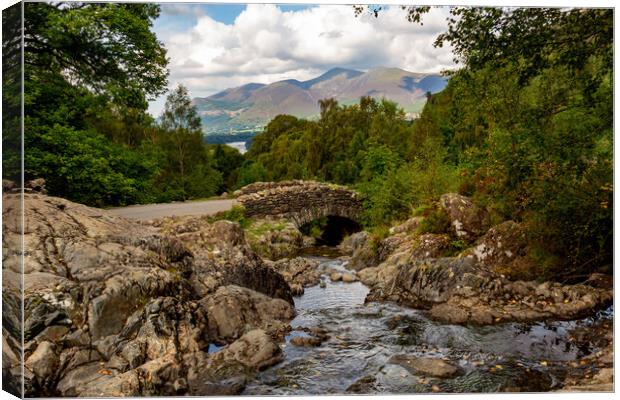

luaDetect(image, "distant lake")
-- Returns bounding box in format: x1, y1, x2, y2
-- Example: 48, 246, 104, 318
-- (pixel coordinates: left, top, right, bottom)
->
203, 132, 256, 154
225, 141, 247, 154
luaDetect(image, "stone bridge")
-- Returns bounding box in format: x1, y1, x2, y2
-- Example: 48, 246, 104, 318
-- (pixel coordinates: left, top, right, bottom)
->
234, 180, 363, 227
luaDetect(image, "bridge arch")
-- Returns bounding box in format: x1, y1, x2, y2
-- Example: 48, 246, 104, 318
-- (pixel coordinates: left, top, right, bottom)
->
234, 180, 363, 228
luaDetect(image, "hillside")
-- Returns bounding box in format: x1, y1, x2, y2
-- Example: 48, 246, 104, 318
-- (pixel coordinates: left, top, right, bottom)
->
194, 67, 447, 135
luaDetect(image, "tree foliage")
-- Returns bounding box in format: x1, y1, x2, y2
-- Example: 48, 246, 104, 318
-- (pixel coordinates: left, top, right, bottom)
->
24, 2, 168, 107
241, 97, 457, 226
15, 2, 234, 206
405, 7, 613, 277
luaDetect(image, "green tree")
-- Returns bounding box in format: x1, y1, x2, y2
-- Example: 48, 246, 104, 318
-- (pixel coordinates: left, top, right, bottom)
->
157, 84, 221, 200
24, 2, 168, 107
18, 2, 169, 205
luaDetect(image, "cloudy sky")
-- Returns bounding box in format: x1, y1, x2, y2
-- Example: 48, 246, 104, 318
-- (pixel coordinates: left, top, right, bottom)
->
148, 3, 455, 116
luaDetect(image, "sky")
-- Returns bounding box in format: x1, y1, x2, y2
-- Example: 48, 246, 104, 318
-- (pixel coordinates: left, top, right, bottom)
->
148, 3, 455, 116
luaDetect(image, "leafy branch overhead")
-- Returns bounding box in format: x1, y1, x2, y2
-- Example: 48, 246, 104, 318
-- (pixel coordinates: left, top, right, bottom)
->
356, 6, 612, 82
24, 2, 169, 107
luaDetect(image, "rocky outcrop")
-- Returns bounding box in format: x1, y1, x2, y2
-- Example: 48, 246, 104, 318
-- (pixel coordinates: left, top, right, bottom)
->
339, 231, 370, 255
356, 233, 450, 288
245, 219, 304, 260
388, 217, 423, 235
462, 220, 537, 280
236, 180, 363, 228
269, 257, 322, 289
347, 235, 405, 271
201, 285, 294, 344
2, 193, 296, 397
151, 215, 293, 303
439, 193, 489, 241
366, 256, 612, 325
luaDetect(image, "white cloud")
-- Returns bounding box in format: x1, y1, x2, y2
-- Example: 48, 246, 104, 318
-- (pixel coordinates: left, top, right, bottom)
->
149, 5, 455, 116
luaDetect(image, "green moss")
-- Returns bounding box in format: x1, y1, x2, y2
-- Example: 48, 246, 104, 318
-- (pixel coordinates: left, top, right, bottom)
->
207, 205, 250, 228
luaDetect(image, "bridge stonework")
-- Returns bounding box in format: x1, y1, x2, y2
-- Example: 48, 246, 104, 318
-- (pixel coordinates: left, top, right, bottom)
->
234, 180, 363, 227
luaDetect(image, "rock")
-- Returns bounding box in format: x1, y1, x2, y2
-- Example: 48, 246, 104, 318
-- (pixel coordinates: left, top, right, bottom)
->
389, 217, 423, 235
429, 303, 470, 325
348, 235, 403, 271
245, 219, 304, 260
25, 341, 58, 380
289, 335, 323, 347
330, 272, 343, 282
3, 193, 297, 397
339, 231, 370, 255
463, 221, 537, 280
34, 325, 69, 344
290, 283, 304, 296
156, 215, 294, 303
346, 375, 377, 393
211, 220, 247, 246
56, 362, 112, 396
25, 178, 47, 194
409, 234, 451, 259
271, 257, 321, 288
559, 367, 614, 392
439, 193, 489, 241
319, 281, 327, 288
388, 355, 460, 378
366, 256, 613, 325
201, 285, 294, 344
211, 329, 283, 372
341, 272, 358, 283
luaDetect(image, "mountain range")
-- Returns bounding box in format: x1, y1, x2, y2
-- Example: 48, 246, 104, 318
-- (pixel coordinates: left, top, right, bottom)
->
193, 67, 448, 136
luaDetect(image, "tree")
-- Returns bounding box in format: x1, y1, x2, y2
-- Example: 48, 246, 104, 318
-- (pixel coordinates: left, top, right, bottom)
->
433, 8, 612, 82
157, 84, 221, 200
24, 2, 168, 108
17, 2, 170, 205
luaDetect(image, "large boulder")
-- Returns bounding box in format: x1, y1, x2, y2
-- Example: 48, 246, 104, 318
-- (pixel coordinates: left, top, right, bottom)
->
152, 214, 293, 303
357, 233, 450, 289
339, 231, 370, 255
269, 257, 321, 288
439, 193, 489, 241
348, 235, 405, 271
462, 220, 537, 280
244, 219, 304, 260
200, 285, 294, 344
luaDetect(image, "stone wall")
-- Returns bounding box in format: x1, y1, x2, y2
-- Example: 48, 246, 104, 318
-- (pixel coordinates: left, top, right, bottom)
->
236, 181, 363, 227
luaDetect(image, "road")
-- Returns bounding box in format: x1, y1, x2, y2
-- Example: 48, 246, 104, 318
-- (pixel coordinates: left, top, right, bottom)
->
107, 199, 236, 220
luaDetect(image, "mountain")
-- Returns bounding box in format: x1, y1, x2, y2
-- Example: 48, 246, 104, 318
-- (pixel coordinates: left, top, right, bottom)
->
193, 67, 448, 135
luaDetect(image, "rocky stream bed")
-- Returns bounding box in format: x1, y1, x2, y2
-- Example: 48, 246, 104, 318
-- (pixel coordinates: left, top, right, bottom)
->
2, 187, 614, 396
245, 252, 613, 394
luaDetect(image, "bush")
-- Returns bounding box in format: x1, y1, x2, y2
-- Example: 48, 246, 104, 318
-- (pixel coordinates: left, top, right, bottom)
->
25, 124, 157, 206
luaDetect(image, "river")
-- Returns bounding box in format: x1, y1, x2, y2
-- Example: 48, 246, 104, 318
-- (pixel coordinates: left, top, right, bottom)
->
243, 253, 613, 394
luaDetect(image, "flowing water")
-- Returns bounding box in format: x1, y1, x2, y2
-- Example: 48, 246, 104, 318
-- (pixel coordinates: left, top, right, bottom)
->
244, 254, 613, 394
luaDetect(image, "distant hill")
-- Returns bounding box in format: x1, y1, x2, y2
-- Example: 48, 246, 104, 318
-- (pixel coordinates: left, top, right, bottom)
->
194, 67, 448, 135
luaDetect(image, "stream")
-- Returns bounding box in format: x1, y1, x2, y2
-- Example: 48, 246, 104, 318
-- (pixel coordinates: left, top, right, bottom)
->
243, 253, 613, 394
